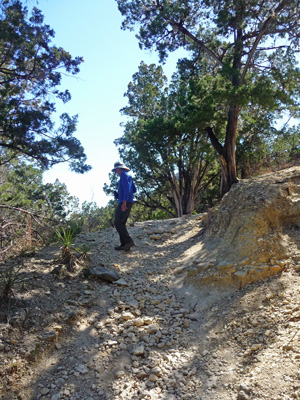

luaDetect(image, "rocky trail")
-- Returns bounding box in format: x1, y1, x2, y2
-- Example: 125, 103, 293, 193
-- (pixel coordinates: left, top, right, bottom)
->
2, 167, 300, 400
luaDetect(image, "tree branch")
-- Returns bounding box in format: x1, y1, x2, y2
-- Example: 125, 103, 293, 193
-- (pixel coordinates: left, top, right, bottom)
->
0, 205, 51, 223
240, 0, 292, 85
206, 127, 226, 157
169, 21, 224, 67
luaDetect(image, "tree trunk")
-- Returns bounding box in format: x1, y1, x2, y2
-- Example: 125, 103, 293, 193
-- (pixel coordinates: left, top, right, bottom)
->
206, 104, 240, 197
172, 187, 183, 217
184, 197, 194, 215
168, 167, 184, 217
203, 87, 240, 197
182, 171, 197, 215
220, 104, 240, 196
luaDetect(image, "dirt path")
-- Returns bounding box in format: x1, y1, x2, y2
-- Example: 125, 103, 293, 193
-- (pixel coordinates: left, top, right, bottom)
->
1, 215, 300, 400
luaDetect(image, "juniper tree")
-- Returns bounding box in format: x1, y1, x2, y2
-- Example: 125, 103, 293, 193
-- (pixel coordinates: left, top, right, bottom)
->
0, 0, 91, 173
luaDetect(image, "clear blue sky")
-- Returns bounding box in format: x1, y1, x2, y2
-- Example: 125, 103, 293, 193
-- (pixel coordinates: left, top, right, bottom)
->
35, 0, 184, 207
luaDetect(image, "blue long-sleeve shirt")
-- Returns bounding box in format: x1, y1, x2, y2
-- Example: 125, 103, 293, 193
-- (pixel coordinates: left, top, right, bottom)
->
118, 171, 136, 203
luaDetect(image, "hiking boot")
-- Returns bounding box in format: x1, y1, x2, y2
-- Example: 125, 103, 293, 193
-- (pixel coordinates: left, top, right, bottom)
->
115, 244, 125, 250
118, 241, 135, 251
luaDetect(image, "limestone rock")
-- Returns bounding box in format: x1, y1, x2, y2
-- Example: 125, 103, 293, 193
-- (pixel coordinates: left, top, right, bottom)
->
132, 345, 145, 356
89, 266, 120, 282
114, 278, 128, 286
183, 167, 300, 288
147, 324, 159, 334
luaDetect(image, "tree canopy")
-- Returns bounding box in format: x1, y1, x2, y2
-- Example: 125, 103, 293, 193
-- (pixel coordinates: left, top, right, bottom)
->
0, 0, 91, 173
116, 0, 300, 195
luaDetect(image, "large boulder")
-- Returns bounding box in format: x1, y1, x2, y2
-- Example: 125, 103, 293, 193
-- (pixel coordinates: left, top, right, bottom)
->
182, 166, 300, 289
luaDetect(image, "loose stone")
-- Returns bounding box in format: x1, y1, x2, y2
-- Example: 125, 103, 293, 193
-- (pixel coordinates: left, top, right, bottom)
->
132, 345, 145, 356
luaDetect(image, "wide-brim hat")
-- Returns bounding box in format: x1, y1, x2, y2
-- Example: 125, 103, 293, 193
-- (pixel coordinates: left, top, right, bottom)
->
111, 161, 130, 172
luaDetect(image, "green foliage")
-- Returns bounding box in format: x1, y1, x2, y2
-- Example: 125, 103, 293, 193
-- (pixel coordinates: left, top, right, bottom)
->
0, 152, 77, 220
0, 1, 91, 173
67, 220, 84, 236
271, 125, 300, 166
0, 151, 43, 208
55, 228, 77, 248
68, 201, 116, 233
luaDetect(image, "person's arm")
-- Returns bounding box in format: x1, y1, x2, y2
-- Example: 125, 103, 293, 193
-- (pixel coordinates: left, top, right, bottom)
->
121, 200, 127, 212
120, 172, 129, 211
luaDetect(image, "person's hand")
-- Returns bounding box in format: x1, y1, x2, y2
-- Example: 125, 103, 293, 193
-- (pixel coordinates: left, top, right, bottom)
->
121, 200, 127, 212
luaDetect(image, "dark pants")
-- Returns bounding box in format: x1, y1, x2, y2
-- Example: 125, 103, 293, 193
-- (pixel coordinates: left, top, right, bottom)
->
114, 202, 133, 245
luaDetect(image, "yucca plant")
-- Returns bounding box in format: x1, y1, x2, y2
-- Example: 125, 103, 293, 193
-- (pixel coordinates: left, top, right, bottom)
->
0, 263, 24, 304
77, 244, 92, 262
55, 228, 78, 272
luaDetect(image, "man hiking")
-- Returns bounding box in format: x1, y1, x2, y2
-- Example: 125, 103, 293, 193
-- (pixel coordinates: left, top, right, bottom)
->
112, 161, 136, 251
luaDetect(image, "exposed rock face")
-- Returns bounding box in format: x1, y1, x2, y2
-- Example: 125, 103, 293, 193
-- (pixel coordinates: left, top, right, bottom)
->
183, 166, 300, 288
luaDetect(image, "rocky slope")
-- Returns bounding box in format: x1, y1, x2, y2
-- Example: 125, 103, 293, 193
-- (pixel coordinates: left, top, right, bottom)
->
1, 166, 300, 400
180, 166, 300, 289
